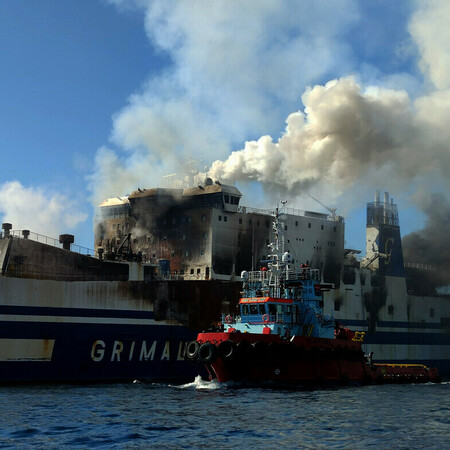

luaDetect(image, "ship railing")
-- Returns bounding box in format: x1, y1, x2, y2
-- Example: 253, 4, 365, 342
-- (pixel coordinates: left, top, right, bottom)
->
286, 267, 321, 281
6, 229, 98, 258
404, 262, 436, 271
221, 314, 242, 324
247, 270, 270, 283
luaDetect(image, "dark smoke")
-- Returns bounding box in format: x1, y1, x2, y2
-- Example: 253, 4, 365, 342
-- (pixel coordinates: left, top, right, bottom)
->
402, 192, 450, 291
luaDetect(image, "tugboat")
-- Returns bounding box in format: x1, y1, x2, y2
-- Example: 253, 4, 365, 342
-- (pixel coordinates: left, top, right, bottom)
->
186, 205, 440, 386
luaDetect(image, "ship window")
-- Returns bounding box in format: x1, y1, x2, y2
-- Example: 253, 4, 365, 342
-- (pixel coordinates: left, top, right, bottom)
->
430, 308, 434, 318
321, 225, 324, 230
201, 249, 204, 255
190, 269, 194, 274
388, 305, 394, 315
218, 215, 222, 221
203, 232, 208, 239
185, 251, 189, 257
334, 227, 336, 232
269, 304, 277, 316
249, 219, 252, 225
170, 251, 175, 257
239, 218, 242, 224
295, 221, 298, 226
224, 194, 230, 203
242, 304, 249, 315
197, 268, 201, 274
201, 215, 206, 222
259, 304, 265, 314
266, 220, 270, 228
224, 216, 227, 222
284, 226, 288, 231
308, 223, 311, 228
334, 301, 340, 311
250, 304, 258, 314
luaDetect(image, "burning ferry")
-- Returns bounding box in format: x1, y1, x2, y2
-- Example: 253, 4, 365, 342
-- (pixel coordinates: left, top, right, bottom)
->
96, 181, 450, 376
0, 179, 448, 382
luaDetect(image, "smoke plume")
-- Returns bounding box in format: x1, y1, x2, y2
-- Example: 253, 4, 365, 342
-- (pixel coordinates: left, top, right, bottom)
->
402, 191, 450, 290
92, 0, 450, 280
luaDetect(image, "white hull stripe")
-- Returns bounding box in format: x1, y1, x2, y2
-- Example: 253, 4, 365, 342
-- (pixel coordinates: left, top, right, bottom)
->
364, 343, 450, 361
0, 314, 182, 326
0, 339, 55, 361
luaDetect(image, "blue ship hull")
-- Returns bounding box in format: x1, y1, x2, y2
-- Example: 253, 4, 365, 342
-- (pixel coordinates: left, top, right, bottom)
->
0, 303, 204, 383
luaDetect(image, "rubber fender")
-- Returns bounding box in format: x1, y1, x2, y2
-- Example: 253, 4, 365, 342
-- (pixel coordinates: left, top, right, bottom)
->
236, 340, 251, 356
252, 341, 268, 356
268, 342, 280, 358
198, 343, 218, 364
186, 341, 200, 360
218, 340, 236, 359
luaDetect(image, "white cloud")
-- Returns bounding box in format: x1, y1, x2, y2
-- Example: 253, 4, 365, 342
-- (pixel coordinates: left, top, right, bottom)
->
0, 181, 87, 238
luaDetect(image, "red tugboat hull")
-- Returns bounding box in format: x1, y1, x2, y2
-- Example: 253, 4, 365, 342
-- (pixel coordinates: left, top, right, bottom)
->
196, 332, 376, 385
194, 333, 440, 385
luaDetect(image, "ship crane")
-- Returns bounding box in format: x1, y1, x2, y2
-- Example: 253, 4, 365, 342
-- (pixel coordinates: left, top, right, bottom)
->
361, 252, 389, 269
307, 194, 338, 221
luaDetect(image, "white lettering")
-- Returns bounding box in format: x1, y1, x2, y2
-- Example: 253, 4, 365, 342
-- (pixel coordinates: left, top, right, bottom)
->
111, 340, 124, 361
161, 340, 170, 360
129, 341, 136, 361
177, 341, 186, 361
91, 340, 105, 362
140, 341, 157, 361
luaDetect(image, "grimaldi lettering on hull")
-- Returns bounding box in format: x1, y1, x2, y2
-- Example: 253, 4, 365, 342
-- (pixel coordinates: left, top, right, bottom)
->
91, 340, 187, 362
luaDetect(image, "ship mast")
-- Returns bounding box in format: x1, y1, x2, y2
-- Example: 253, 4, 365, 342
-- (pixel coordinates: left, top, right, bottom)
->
267, 201, 290, 297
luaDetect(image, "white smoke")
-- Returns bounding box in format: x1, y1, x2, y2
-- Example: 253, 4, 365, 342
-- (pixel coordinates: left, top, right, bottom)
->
0, 181, 87, 238
207, 76, 450, 202
409, 0, 450, 90
93, 1, 449, 223
92, 0, 359, 204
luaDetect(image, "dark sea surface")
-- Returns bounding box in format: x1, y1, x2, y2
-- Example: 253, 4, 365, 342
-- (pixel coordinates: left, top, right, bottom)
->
0, 378, 448, 449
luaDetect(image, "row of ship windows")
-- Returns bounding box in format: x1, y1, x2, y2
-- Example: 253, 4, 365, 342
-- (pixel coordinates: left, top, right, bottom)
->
151, 250, 206, 258
224, 195, 240, 205
110, 216, 338, 232
169, 267, 210, 276
217, 215, 337, 232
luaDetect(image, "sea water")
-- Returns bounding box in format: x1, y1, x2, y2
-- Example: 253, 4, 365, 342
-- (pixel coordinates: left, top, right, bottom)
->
0, 379, 448, 448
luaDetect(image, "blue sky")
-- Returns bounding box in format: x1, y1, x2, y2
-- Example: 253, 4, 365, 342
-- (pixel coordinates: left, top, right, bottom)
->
1, 1, 449, 254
